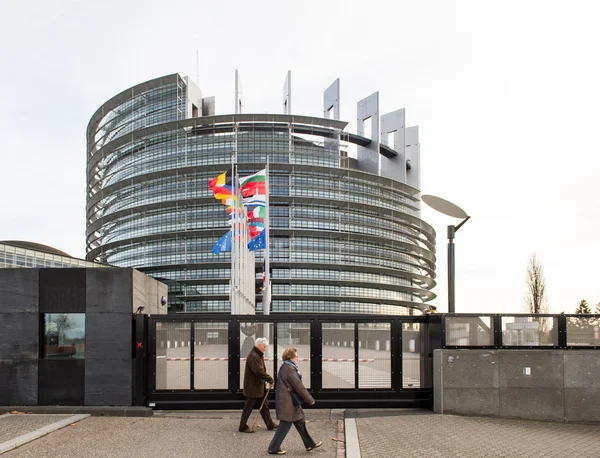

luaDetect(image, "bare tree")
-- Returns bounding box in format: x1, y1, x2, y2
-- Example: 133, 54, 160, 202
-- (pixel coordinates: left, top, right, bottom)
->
595, 302, 600, 314
524, 252, 548, 313
54, 314, 75, 344
575, 299, 591, 314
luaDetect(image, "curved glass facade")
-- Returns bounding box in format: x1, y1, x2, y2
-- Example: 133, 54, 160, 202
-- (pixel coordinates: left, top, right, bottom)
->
86, 74, 437, 314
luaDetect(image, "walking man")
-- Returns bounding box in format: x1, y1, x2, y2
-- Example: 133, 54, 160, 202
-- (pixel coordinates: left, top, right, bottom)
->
239, 337, 278, 433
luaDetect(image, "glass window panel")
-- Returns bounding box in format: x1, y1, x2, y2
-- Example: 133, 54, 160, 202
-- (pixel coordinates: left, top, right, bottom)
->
194, 322, 228, 389
276, 323, 311, 389
566, 316, 600, 346
501, 316, 558, 346
322, 323, 355, 389
42, 313, 85, 359
358, 323, 391, 388
402, 322, 422, 388
445, 316, 494, 346
240, 322, 275, 390
155, 322, 191, 390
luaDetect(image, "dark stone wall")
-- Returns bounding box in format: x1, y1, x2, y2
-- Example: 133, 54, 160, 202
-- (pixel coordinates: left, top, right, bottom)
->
39, 269, 85, 313
38, 359, 85, 405
38, 269, 87, 405
0, 269, 39, 405
0, 267, 138, 407
84, 269, 133, 406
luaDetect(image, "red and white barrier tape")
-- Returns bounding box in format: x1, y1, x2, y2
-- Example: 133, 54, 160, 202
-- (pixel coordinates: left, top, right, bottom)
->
157, 356, 374, 362
161, 357, 229, 361
322, 358, 374, 362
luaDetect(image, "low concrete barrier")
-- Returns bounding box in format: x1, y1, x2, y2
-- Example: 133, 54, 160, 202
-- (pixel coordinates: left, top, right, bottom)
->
433, 349, 600, 422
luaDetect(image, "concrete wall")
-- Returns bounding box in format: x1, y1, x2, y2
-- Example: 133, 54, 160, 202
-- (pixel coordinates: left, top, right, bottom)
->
184, 76, 203, 119
85, 268, 133, 406
132, 269, 168, 315
0, 268, 167, 406
434, 349, 600, 422
0, 269, 39, 405
356, 92, 380, 175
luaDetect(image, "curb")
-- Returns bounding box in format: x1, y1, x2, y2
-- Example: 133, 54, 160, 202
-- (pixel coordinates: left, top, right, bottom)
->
0, 414, 89, 455
344, 417, 361, 458
0, 406, 152, 417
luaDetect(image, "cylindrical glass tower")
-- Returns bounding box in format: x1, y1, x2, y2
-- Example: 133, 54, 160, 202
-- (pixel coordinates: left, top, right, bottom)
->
86, 74, 436, 314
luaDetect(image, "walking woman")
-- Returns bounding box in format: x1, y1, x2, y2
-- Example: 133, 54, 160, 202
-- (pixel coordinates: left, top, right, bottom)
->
268, 347, 322, 455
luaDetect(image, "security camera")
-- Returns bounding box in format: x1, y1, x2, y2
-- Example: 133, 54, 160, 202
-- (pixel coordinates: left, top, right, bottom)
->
160, 296, 167, 306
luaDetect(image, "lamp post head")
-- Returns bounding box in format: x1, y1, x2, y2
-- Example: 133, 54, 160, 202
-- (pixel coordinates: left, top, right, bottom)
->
422, 195, 468, 219
421, 194, 470, 314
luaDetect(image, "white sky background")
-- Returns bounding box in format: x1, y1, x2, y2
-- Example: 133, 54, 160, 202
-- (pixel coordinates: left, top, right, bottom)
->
1, 0, 599, 314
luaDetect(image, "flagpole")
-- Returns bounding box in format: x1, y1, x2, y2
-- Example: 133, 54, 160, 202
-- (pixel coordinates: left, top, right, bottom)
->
264, 158, 271, 315
232, 124, 239, 315
231, 159, 236, 314
236, 168, 243, 314
246, 205, 255, 314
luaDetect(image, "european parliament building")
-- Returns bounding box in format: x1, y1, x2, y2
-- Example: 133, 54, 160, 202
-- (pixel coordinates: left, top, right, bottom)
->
86, 72, 437, 314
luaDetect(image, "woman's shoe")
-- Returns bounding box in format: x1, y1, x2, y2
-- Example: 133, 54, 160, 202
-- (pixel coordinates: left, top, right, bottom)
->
306, 441, 322, 452
267, 450, 286, 455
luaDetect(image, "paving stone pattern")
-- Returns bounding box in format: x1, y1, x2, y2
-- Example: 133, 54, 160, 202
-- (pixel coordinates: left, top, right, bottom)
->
335, 420, 345, 458
0, 415, 73, 443
5, 410, 338, 458
356, 414, 600, 458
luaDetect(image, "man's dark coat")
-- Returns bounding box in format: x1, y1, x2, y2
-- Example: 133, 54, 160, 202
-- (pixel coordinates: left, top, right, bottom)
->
243, 346, 275, 398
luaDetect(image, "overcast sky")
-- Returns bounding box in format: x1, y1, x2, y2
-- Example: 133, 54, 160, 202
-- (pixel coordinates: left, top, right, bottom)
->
1, 1, 599, 314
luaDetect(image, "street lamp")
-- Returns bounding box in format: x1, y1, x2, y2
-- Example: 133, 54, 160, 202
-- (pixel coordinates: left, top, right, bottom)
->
421, 195, 471, 314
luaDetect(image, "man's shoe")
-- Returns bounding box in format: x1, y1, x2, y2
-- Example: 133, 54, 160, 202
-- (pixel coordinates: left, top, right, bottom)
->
243, 429, 255, 433
267, 450, 286, 455
306, 441, 322, 452
239, 425, 249, 432
268, 423, 279, 430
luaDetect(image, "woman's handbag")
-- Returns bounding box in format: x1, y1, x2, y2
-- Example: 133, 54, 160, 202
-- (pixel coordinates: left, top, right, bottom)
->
290, 390, 304, 406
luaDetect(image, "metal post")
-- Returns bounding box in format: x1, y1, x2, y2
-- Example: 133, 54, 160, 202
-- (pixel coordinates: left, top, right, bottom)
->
447, 225, 456, 314
421, 195, 470, 315
133, 315, 147, 406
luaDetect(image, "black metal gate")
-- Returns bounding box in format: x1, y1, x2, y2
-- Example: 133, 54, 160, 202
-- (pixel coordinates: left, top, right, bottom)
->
133, 313, 441, 410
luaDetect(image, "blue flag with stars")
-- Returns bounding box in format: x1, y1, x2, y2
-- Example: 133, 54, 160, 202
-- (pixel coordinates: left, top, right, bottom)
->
247, 230, 266, 251
212, 231, 232, 255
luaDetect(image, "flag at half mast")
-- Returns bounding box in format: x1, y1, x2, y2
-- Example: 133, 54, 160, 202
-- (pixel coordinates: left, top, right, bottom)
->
243, 194, 266, 207
240, 169, 266, 197
208, 170, 234, 203
241, 165, 271, 314
249, 206, 266, 219
211, 230, 232, 255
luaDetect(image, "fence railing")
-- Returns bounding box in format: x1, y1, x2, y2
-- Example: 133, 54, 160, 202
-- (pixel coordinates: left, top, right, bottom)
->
442, 314, 600, 349
136, 313, 440, 409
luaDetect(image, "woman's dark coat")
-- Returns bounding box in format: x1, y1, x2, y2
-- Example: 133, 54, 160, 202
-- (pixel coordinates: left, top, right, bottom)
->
243, 346, 275, 398
275, 362, 315, 422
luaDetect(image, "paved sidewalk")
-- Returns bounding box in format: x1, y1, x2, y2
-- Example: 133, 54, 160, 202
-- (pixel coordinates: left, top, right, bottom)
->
0, 413, 89, 455
5, 409, 600, 457
355, 414, 600, 458
4, 410, 340, 458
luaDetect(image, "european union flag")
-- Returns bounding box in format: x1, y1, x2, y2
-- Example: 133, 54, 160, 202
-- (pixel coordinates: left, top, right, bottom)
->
247, 230, 266, 251
212, 231, 232, 255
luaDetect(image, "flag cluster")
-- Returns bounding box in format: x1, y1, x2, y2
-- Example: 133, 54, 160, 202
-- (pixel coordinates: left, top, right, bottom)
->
209, 169, 267, 254
240, 169, 266, 249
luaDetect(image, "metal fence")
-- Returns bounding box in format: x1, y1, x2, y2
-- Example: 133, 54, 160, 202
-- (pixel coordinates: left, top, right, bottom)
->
442, 314, 600, 349
131, 312, 600, 409
135, 313, 439, 409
